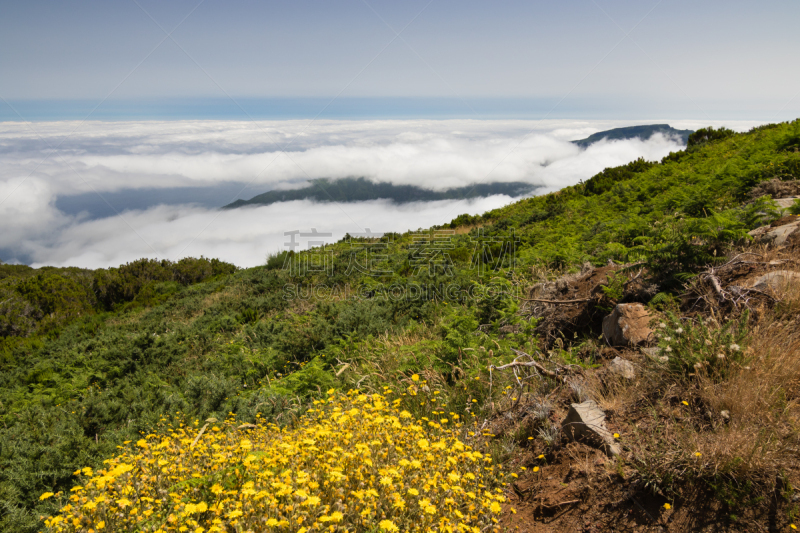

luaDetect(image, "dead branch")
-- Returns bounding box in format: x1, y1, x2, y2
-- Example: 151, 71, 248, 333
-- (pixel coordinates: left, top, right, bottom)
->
519, 297, 593, 304
491, 356, 558, 379
541, 499, 581, 509
707, 274, 725, 298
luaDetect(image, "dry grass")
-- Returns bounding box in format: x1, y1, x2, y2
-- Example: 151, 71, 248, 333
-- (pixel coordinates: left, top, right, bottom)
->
452, 223, 484, 235
582, 282, 800, 502
690, 297, 800, 485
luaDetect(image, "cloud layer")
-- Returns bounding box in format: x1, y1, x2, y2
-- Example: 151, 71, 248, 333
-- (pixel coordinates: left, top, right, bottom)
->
0, 119, 767, 268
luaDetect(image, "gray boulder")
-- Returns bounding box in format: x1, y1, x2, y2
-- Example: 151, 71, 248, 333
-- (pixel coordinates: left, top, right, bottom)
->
602, 303, 653, 346
609, 356, 635, 379
775, 197, 800, 210
751, 270, 800, 296
561, 400, 621, 457
748, 217, 800, 246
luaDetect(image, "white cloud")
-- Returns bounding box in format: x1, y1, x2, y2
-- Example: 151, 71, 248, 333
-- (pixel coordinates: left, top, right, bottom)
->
0, 118, 769, 268
24, 197, 513, 269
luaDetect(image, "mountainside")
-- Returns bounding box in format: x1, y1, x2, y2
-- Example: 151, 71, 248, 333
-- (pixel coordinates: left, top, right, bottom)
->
571, 123, 694, 148
3, 120, 800, 532
223, 177, 536, 209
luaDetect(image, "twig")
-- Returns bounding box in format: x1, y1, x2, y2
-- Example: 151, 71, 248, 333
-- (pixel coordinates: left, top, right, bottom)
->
497, 352, 558, 379
541, 499, 580, 508
707, 274, 725, 298
519, 297, 593, 304
623, 268, 643, 288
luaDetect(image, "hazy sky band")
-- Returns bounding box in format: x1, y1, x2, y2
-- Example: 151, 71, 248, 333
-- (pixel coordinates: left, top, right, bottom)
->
2, 98, 798, 122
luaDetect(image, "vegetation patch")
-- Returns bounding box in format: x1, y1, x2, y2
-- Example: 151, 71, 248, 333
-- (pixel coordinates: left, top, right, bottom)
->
43, 391, 509, 533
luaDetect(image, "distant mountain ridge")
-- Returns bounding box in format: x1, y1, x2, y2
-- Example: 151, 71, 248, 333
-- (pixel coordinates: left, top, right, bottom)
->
571, 124, 694, 148
224, 124, 694, 209
222, 177, 536, 209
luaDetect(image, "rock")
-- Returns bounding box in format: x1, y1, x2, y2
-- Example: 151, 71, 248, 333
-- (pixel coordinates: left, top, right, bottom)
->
561, 400, 621, 457
602, 303, 653, 346
609, 357, 635, 379
751, 270, 800, 296
640, 347, 661, 358
748, 217, 800, 246
775, 197, 800, 210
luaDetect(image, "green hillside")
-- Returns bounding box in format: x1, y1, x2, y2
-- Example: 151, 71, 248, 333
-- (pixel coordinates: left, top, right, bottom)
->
2, 119, 800, 532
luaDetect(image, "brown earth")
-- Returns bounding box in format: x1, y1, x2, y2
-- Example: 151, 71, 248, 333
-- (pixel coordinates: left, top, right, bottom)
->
491, 238, 800, 532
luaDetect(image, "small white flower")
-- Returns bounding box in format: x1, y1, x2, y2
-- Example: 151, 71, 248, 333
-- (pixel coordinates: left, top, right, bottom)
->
664, 337, 672, 342
665, 346, 673, 352
729, 343, 740, 352
705, 339, 712, 346
659, 356, 670, 363
716, 353, 726, 360
693, 362, 704, 370
675, 328, 684, 334
659, 322, 667, 329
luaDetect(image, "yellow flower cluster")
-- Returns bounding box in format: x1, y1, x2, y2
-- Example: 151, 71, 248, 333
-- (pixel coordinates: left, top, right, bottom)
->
43, 390, 508, 533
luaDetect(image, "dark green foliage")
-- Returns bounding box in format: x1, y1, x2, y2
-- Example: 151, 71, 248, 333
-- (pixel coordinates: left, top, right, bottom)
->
438, 309, 478, 366
0, 257, 236, 343
632, 211, 748, 284
740, 197, 783, 229
448, 213, 480, 228
92, 257, 237, 310
687, 126, 736, 147
583, 157, 656, 196
0, 263, 35, 280
265, 250, 290, 270
778, 121, 800, 153
1, 269, 95, 337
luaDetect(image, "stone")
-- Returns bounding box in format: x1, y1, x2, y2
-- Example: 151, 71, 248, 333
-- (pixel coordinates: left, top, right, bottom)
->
561, 400, 621, 457
751, 270, 800, 296
748, 218, 800, 246
640, 347, 661, 358
775, 197, 800, 210
602, 303, 653, 346
609, 357, 635, 379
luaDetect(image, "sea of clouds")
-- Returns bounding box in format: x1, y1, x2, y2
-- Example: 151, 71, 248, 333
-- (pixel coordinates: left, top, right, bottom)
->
0, 118, 766, 268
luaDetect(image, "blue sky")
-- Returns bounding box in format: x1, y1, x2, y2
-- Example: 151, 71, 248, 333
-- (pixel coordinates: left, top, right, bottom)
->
1, 0, 799, 120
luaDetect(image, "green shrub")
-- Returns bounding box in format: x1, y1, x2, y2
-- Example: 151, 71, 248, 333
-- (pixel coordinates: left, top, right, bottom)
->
740, 196, 783, 228
583, 157, 656, 196
688, 127, 736, 147
654, 311, 750, 380
265, 250, 290, 270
